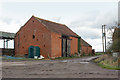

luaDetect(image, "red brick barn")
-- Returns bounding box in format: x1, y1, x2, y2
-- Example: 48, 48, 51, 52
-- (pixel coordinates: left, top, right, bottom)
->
15, 16, 79, 58
80, 38, 92, 55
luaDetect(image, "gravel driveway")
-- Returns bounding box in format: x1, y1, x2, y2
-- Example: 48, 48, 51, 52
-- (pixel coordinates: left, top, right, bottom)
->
1, 56, 119, 78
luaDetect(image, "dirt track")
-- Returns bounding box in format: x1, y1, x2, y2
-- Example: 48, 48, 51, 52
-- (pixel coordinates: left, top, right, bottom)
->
1, 56, 119, 78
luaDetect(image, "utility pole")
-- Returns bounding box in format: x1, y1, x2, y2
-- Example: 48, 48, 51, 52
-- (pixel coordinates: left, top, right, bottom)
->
104, 25, 107, 53
102, 24, 107, 54
102, 25, 104, 53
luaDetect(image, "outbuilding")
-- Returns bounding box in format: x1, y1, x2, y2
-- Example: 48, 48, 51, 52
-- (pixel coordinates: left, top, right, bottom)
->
80, 38, 92, 55
15, 16, 79, 58
15, 16, 93, 58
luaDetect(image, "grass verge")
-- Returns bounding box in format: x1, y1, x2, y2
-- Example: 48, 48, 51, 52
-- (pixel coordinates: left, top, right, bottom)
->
94, 54, 120, 70
95, 52, 104, 56
55, 54, 80, 60
97, 63, 120, 70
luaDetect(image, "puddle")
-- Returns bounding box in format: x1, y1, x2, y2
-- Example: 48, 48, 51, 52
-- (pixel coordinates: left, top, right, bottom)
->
11, 64, 25, 66
61, 56, 99, 64
61, 60, 89, 64
79, 62, 89, 64
61, 60, 68, 63
61, 60, 74, 63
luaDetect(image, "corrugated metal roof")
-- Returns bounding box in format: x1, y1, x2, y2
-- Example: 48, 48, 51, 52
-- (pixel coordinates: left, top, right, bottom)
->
0, 31, 15, 39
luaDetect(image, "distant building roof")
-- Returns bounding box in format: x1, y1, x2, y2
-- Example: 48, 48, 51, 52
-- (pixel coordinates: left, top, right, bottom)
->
35, 16, 78, 37
81, 38, 92, 47
0, 31, 15, 39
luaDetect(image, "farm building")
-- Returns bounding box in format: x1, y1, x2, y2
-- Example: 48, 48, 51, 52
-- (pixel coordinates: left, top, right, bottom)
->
0, 31, 15, 56
15, 16, 93, 58
80, 38, 92, 55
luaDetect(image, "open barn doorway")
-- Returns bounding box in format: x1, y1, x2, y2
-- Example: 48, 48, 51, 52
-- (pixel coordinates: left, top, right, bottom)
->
62, 35, 71, 57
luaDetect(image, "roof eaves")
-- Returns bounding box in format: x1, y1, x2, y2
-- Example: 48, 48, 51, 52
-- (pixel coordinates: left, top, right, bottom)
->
81, 38, 92, 47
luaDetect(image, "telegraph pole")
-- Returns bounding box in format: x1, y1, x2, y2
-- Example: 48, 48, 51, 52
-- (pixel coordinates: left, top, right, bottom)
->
104, 25, 107, 53
102, 25, 104, 53
102, 24, 106, 54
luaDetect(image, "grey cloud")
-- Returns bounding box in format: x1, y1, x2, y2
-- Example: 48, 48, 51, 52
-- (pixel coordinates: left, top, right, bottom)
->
68, 9, 117, 30
0, 17, 12, 24
0, 16, 21, 25
74, 28, 101, 39
67, 9, 117, 40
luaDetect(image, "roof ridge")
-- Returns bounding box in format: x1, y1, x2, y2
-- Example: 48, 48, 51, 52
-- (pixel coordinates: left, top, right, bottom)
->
34, 16, 66, 26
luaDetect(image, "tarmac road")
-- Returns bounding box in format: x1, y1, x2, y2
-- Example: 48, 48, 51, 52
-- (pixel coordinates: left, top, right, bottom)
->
1, 56, 119, 78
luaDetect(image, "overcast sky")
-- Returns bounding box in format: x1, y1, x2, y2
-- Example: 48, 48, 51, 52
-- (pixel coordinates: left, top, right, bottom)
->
0, 0, 118, 51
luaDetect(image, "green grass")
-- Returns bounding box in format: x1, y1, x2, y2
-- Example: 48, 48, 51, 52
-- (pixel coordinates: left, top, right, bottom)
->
55, 55, 80, 60
81, 53, 93, 57
95, 52, 104, 56
81, 52, 104, 57
93, 54, 120, 70
98, 63, 120, 70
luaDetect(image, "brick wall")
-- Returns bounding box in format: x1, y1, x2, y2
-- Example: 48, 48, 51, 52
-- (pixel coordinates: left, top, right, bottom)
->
70, 37, 78, 55
81, 45, 92, 55
51, 32, 62, 58
15, 16, 51, 58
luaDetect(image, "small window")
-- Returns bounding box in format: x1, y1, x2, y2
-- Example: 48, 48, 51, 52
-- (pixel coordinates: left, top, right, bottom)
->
37, 39, 38, 41
33, 35, 35, 39
32, 20, 34, 23
44, 45, 45, 47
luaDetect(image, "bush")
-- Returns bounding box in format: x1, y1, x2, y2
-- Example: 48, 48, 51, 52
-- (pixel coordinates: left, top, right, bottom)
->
107, 27, 120, 53
107, 38, 120, 53
112, 38, 120, 52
